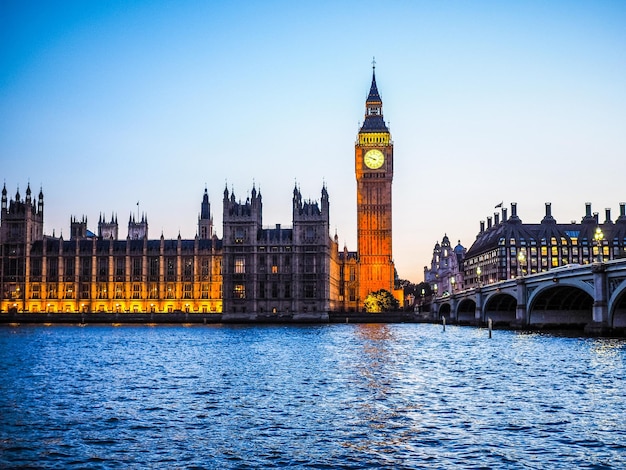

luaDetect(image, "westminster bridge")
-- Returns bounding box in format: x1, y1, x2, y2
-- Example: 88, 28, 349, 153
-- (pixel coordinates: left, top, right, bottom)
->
430, 259, 626, 335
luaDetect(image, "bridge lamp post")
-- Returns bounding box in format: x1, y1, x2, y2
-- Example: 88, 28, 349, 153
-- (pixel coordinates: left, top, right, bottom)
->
594, 227, 604, 263
450, 276, 456, 293
517, 251, 526, 278
476, 267, 482, 287
433, 283, 438, 298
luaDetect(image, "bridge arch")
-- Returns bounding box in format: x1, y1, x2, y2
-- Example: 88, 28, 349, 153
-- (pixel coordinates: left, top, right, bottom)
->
528, 283, 593, 327
438, 302, 451, 321
457, 298, 476, 324
483, 292, 516, 324
610, 282, 626, 329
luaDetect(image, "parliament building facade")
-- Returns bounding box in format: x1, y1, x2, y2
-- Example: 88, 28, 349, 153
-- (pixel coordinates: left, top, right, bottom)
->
1, 68, 400, 316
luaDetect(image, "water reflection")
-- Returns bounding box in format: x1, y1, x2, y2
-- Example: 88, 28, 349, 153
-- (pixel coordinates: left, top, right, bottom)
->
342, 324, 425, 461
590, 338, 625, 360
354, 323, 395, 391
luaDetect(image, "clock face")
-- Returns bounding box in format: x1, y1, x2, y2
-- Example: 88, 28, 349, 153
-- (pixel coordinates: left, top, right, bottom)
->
364, 149, 385, 169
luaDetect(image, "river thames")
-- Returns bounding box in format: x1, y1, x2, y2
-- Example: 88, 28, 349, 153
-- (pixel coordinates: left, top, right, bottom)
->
1, 323, 624, 469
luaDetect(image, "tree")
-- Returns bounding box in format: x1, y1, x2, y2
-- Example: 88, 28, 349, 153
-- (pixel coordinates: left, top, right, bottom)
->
395, 279, 430, 311
363, 289, 400, 313
415, 282, 431, 298
396, 278, 421, 297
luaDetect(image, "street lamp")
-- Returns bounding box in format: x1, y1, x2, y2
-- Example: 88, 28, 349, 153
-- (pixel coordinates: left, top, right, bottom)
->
433, 284, 438, 298
517, 250, 526, 278
476, 267, 482, 287
594, 227, 604, 262
450, 276, 456, 292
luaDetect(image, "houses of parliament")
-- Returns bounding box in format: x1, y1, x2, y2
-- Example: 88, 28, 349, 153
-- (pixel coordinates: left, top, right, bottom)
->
0, 67, 402, 317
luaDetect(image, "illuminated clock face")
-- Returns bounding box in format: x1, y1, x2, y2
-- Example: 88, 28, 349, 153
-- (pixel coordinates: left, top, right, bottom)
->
364, 149, 385, 169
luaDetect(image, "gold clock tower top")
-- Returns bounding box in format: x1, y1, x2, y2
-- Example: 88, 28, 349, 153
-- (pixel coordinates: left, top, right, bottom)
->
355, 62, 393, 177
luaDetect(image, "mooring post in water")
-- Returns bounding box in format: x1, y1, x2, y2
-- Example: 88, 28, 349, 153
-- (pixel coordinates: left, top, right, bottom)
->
346, 317, 349, 324
488, 318, 492, 338
442, 316, 446, 332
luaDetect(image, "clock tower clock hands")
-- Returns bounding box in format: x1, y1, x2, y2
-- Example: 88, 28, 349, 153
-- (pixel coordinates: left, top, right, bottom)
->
364, 149, 384, 169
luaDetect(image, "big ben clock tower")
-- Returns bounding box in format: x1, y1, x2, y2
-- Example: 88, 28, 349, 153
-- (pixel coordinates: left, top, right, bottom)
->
356, 62, 395, 302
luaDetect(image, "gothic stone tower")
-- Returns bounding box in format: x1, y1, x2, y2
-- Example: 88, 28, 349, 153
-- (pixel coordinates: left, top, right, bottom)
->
355, 65, 395, 302
70, 216, 88, 240
292, 184, 332, 313
128, 213, 148, 240
98, 213, 119, 240
222, 185, 262, 314
0, 183, 44, 312
198, 187, 213, 240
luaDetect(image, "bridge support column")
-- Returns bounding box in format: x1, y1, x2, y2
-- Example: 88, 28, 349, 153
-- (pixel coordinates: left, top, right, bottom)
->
430, 300, 438, 321
586, 263, 610, 335
474, 287, 483, 325
450, 298, 458, 323
513, 277, 528, 328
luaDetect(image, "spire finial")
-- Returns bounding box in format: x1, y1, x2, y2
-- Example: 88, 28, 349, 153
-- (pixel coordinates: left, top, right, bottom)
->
372, 56, 376, 71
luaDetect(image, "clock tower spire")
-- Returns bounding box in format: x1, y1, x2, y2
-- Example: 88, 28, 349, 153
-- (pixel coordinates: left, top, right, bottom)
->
361, 59, 388, 133
355, 62, 395, 303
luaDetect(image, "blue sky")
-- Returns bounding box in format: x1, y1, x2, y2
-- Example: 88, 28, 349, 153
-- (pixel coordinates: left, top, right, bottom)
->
1, 0, 625, 283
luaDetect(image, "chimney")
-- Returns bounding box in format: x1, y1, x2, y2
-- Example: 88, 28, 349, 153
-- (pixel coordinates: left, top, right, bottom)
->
511, 202, 518, 218
582, 202, 596, 224
605, 208, 612, 224
542, 202, 555, 223
502, 207, 508, 222
619, 202, 626, 221
480, 221, 485, 233
594, 212, 599, 224
494, 212, 500, 225
487, 216, 492, 229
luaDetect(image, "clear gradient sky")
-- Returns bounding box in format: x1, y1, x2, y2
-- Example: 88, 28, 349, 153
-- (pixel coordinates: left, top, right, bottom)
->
1, 1, 625, 283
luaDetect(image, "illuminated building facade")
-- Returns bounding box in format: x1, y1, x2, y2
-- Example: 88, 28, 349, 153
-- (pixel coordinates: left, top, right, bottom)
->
0, 67, 401, 315
463, 202, 626, 288
354, 64, 396, 303
0, 182, 344, 315
0, 184, 223, 314
0, 184, 44, 312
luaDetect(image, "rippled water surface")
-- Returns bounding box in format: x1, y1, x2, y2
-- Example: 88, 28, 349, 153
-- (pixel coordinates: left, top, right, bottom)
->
1, 323, 625, 469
